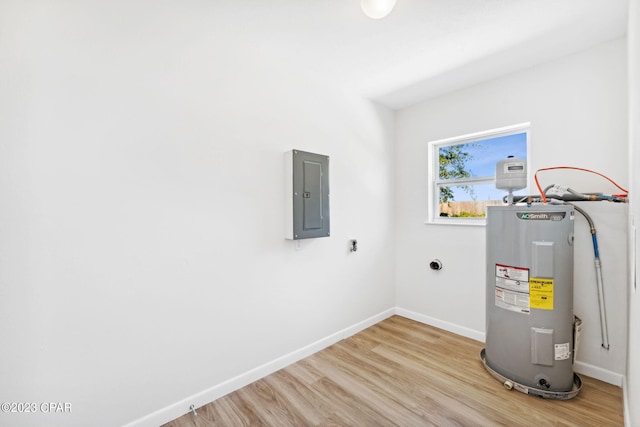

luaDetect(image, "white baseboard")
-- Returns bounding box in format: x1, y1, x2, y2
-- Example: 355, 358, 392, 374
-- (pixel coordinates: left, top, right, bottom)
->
395, 307, 486, 343
122, 308, 395, 427
573, 361, 624, 387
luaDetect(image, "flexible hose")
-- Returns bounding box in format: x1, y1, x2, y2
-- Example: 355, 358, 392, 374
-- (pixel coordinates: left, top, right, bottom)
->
534, 166, 629, 203
565, 202, 610, 350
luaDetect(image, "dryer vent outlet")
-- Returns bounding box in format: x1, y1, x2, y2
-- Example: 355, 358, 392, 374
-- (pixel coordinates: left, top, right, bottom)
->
430, 259, 442, 270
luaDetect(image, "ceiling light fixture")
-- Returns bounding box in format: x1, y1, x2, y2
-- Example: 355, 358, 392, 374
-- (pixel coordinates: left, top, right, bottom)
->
361, 0, 397, 19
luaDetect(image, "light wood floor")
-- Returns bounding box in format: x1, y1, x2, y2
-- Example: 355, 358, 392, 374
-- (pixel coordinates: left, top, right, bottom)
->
163, 315, 624, 427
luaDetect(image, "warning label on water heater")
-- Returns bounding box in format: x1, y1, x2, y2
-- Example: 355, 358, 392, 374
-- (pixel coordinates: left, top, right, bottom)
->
530, 278, 554, 310
555, 342, 571, 360
494, 264, 530, 314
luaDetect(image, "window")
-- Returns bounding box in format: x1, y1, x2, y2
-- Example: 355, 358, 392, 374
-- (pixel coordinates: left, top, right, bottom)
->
427, 123, 529, 225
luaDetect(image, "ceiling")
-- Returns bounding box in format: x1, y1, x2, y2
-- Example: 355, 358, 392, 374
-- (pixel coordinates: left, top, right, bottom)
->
221, 0, 628, 109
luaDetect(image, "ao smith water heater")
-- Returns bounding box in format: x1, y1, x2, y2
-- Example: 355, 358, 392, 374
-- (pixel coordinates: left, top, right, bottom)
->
481, 157, 582, 399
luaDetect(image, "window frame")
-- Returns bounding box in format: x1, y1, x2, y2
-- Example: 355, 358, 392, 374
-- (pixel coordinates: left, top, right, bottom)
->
426, 123, 530, 226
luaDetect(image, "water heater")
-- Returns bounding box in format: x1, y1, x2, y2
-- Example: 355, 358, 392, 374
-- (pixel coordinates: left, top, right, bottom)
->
483, 204, 581, 398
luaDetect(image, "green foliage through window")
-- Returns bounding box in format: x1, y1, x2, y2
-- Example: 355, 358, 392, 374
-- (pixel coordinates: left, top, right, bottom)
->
438, 143, 477, 203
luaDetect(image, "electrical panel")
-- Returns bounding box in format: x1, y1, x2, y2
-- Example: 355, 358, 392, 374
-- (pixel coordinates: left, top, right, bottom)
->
285, 150, 330, 240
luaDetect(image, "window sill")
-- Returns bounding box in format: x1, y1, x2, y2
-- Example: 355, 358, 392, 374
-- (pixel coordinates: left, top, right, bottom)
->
424, 218, 487, 226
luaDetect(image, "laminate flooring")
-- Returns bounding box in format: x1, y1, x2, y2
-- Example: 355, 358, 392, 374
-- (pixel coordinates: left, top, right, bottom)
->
162, 315, 624, 427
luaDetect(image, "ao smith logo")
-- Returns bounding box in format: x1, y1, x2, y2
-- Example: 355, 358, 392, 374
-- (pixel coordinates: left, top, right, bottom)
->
517, 212, 566, 221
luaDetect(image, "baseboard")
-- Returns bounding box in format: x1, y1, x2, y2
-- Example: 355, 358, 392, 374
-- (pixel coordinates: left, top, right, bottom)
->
122, 307, 395, 427
395, 307, 486, 343
573, 361, 624, 387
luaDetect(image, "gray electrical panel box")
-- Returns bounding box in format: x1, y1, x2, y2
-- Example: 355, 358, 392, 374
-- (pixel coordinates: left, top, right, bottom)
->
285, 150, 330, 240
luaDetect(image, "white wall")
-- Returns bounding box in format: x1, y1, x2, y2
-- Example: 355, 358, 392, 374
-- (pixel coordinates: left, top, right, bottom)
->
625, 1, 640, 425
395, 38, 628, 384
0, 2, 396, 427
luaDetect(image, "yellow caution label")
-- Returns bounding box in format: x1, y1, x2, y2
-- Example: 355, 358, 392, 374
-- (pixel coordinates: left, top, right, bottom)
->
530, 278, 554, 310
